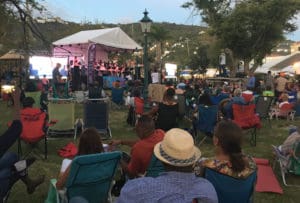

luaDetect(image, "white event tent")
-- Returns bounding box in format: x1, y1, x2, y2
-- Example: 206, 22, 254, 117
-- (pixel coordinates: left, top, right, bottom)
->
52, 27, 142, 62
255, 52, 300, 74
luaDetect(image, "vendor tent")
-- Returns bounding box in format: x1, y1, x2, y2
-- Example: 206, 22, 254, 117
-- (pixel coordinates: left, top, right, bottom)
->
52, 27, 142, 60
255, 52, 300, 74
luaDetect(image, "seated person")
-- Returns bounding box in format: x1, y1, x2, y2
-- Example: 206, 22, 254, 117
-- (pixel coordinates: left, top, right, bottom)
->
194, 120, 257, 179
222, 88, 246, 119
117, 128, 218, 203
278, 93, 290, 109
275, 93, 294, 118
148, 88, 179, 131
278, 126, 300, 156
88, 82, 106, 99
56, 128, 104, 189
22, 96, 35, 109
110, 115, 164, 178
0, 88, 44, 200
286, 83, 297, 104
198, 91, 214, 106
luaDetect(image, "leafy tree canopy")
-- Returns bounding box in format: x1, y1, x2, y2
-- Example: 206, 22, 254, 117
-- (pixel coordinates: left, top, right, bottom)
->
183, 0, 300, 73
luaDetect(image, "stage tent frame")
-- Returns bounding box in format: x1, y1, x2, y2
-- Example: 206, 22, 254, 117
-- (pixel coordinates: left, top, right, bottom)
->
52, 27, 142, 61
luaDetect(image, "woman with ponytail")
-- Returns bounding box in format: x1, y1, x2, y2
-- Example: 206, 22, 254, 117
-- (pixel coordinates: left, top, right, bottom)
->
194, 120, 256, 178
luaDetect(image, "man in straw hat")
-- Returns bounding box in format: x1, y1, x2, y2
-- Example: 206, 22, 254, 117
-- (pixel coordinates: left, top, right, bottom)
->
117, 128, 218, 203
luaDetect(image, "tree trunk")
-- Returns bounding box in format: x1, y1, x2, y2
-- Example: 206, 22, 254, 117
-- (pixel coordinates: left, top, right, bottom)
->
244, 60, 250, 75
249, 62, 259, 74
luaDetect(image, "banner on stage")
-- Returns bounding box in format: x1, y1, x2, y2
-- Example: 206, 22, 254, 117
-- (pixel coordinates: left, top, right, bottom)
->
87, 44, 96, 84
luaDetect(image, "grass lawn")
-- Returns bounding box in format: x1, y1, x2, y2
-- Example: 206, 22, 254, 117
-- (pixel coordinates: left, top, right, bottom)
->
1, 100, 300, 203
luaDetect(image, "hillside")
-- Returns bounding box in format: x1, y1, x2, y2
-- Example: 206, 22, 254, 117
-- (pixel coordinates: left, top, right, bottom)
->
0, 20, 205, 54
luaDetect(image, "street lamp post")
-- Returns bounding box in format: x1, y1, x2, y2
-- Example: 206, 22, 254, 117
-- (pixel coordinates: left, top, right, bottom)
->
140, 9, 152, 101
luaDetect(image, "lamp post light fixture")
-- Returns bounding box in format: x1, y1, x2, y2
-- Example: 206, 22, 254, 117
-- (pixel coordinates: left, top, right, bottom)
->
140, 9, 152, 101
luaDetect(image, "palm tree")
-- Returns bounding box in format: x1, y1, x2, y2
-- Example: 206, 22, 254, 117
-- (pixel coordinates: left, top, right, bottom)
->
149, 25, 171, 70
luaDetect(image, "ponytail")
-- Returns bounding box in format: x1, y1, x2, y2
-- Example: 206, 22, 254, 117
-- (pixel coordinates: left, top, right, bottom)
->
229, 152, 246, 172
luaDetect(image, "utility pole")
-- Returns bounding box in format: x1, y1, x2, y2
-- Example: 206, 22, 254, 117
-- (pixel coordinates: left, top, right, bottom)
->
185, 38, 190, 57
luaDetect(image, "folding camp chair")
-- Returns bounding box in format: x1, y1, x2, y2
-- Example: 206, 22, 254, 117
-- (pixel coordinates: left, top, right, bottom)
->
82, 100, 112, 140
232, 104, 261, 146
45, 152, 122, 203
204, 168, 257, 203
270, 103, 296, 121
18, 108, 48, 159
255, 96, 274, 126
145, 154, 165, 178
272, 143, 300, 186
47, 99, 77, 138
111, 87, 124, 109
192, 105, 218, 145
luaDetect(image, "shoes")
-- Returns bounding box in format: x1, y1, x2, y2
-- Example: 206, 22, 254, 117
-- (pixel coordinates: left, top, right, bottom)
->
26, 175, 45, 194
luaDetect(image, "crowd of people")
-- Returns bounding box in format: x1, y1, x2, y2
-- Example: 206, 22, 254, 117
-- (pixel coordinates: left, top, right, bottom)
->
1, 67, 300, 202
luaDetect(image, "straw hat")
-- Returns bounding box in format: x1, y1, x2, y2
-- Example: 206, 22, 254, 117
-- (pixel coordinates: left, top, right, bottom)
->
154, 128, 201, 167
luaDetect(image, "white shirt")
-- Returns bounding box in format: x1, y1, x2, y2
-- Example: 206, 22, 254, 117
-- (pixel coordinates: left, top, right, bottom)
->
151, 72, 160, 83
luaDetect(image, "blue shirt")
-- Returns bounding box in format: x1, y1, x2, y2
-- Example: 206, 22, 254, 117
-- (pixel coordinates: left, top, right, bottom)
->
117, 171, 218, 203
247, 76, 255, 88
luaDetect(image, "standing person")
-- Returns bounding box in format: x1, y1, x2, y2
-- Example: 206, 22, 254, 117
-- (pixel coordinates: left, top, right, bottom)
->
72, 57, 81, 91
151, 68, 160, 84
275, 72, 288, 100
219, 51, 226, 77
265, 71, 274, 90
52, 63, 61, 86
41, 74, 49, 91
110, 115, 165, 178
246, 73, 256, 91
52, 63, 62, 96
117, 128, 218, 203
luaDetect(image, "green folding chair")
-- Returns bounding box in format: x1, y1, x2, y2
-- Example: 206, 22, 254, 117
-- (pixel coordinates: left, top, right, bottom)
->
47, 100, 77, 138
145, 154, 165, 177
45, 152, 121, 203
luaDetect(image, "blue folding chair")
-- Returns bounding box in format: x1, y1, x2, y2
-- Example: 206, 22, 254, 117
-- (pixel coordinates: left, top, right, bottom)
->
193, 105, 218, 145
45, 151, 121, 203
83, 100, 112, 140
205, 168, 257, 203
145, 154, 165, 178
111, 87, 124, 108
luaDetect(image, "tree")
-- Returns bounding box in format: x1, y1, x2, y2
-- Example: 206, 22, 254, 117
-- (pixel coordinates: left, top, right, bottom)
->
183, 0, 300, 74
149, 25, 171, 68
2, 0, 49, 52
188, 44, 209, 73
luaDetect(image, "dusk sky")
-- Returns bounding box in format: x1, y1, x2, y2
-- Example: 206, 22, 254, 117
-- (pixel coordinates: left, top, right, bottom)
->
41, 0, 300, 41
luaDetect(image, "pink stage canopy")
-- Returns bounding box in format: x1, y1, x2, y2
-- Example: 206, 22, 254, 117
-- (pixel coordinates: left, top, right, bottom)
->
52, 27, 142, 61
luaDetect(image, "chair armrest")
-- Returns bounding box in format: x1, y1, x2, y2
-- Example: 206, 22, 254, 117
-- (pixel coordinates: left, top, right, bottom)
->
46, 119, 58, 127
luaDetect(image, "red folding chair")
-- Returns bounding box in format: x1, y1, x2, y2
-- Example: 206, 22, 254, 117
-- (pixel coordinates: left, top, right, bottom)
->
232, 103, 261, 146
18, 108, 49, 159
276, 103, 296, 120
134, 97, 144, 115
